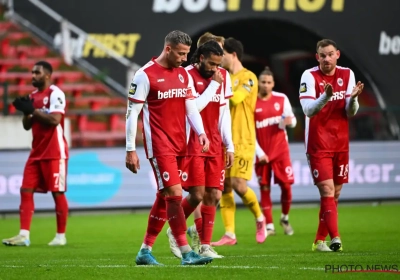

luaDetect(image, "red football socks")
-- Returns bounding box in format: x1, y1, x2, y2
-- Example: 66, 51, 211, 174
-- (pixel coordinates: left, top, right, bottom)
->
20, 191, 34, 231
194, 217, 203, 242
181, 197, 197, 219
200, 205, 216, 245
144, 193, 167, 247
53, 194, 68, 234
320, 197, 340, 239
280, 184, 292, 216
314, 207, 329, 242
260, 189, 273, 224
166, 196, 188, 246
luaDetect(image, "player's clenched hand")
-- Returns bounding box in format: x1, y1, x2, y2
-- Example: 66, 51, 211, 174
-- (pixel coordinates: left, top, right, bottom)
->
225, 152, 234, 169
198, 133, 210, 153
258, 155, 269, 165
212, 69, 224, 84
323, 81, 333, 97
351, 81, 364, 98
126, 151, 140, 174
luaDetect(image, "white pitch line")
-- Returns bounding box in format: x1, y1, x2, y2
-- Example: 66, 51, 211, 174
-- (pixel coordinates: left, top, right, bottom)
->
0, 264, 325, 270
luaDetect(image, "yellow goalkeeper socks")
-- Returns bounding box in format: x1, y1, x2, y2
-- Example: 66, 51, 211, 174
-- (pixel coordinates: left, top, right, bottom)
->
242, 187, 263, 220
220, 191, 236, 234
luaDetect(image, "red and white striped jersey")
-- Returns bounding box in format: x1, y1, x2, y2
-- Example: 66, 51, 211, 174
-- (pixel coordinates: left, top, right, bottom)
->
29, 84, 68, 160
128, 58, 195, 158
185, 65, 232, 156
299, 66, 355, 154
255, 92, 295, 161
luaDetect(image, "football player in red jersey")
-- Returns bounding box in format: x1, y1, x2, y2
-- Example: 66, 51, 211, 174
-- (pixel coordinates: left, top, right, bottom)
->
255, 67, 297, 236
166, 40, 234, 259
126, 30, 213, 266
3, 61, 69, 247
299, 39, 364, 252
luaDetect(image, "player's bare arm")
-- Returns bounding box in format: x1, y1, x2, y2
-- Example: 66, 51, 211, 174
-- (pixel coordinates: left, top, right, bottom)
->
22, 114, 33, 130
226, 152, 234, 169
32, 110, 62, 126
126, 151, 140, 174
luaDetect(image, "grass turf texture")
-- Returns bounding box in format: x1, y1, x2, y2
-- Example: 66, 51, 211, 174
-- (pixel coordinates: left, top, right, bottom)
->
0, 203, 399, 280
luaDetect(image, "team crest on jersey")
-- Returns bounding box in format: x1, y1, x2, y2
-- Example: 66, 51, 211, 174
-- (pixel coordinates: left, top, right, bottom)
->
274, 102, 280, 111
313, 169, 319, 178
163, 171, 170, 182
178, 74, 184, 83
43, 97, 49, 105
181, 172, 188, 182
234, 79, 239, 86
300, 83, 307, 93
337, 78, 343, 87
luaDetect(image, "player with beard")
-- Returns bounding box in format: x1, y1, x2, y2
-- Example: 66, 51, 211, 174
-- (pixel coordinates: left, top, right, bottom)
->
3, 61, 69, 247
299, 39, 363, 252
254, 66, 297, 236
126, 30, 214, 266
166, 40, 234, 259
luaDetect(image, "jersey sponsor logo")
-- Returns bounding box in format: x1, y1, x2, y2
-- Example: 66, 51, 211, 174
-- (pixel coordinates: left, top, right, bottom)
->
337, 78, 343, 86
274, 102, 280, 111
211, 94, 221, 102
326, 90, 346, 101
129, 83, 137, 97
300, 83, 307, 93
157, 88, 190, 99
157, 79, 165, 82
256, 116, 282, 128
57, 97, 63, 104
248, 79, 254, 87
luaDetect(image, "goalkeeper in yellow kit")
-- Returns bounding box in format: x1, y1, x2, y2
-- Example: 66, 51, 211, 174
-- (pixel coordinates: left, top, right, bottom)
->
212, 38, 267, 246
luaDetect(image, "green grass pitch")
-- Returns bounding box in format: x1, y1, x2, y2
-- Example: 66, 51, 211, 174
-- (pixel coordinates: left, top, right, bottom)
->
0, 203, 399, 280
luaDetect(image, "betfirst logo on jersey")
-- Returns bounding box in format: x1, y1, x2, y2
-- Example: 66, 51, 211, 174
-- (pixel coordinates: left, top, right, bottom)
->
327, 90, 346, 101
157, 88, 190, 99
256, 116, 281, 128
211, 94, 221, 102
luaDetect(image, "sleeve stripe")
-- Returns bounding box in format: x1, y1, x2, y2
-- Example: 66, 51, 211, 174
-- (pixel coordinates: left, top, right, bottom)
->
299, 96, 316, 100
128, 97, 145, 103
220, 103, 226, 107
224, 94, 233, 99
345, 94, 351, 97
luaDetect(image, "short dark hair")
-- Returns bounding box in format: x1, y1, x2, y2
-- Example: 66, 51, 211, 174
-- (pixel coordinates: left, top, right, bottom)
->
35, 60, 53, 74
190, 40, 224, 65
197, 32, 225, 48
259, 66, 274, 79
316, 39, 338, 52
224, 37, 244, 61
165, 30, 192, 47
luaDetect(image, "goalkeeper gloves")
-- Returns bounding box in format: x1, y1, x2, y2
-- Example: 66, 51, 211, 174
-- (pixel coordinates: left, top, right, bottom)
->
13, 96, 35, 115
